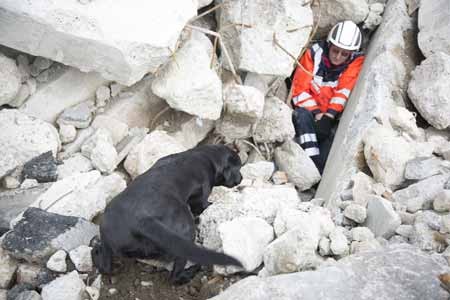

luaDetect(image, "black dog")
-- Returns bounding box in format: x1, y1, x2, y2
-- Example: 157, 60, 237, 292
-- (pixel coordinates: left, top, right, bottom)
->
91, 144, 243, 284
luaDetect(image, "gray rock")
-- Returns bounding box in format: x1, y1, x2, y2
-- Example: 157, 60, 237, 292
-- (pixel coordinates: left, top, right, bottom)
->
209, 244, 449, 300
364, 195, 401, 239
57, 101, 93, 129
405, 156, 449, 180
22, 152, 58, 183
0, 184, 51, 233
2, 208, 98, 264
15, 291, 42, 300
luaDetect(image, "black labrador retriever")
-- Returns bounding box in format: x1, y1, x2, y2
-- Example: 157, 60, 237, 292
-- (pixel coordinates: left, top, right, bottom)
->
91, 144, 243, 284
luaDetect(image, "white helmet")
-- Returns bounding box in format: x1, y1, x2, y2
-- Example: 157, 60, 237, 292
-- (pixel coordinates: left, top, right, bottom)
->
327, 20, 362, 51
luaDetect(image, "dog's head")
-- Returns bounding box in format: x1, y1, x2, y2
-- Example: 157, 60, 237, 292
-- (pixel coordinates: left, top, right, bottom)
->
90, 236, 112, 274
215, 145, 243, 188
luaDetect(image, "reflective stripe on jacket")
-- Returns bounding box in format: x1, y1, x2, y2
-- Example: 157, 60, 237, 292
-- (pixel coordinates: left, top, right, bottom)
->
291, 41, 364, 117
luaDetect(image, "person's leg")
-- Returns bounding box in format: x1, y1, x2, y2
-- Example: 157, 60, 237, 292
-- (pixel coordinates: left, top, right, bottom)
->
317, 126, 337, 173
292, 107, 322, 170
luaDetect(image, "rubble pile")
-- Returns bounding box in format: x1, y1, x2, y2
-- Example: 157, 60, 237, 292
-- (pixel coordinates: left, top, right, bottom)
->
0, 0, 449, 299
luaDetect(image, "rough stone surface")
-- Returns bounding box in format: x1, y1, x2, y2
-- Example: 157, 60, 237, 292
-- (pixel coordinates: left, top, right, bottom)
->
0, 183, 51, 232
41, 271, 85, 300
274, 140, 321, 191
417, 0, 450, 57
218, 0, 313, 76
0, 110, 60, 180
408, 52, 450, 130
0, 53, 21, 106
0, 1, 197, 85
22, 151, 58, 183
152, 31, 223, 120
364, 196, 401, 239
209, 245, 450, 300
124, 130, 186, 179
253, 97, 295, 143
2, 208, 99, 264
20, 67, 109, 124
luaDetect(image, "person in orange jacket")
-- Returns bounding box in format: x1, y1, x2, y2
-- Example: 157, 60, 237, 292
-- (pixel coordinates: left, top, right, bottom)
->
291, 20, 365, 174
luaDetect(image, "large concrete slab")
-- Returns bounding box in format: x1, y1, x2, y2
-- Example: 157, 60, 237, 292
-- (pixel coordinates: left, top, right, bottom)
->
316, 0, 421, 211
209, 244, 449, 300
0, 0, 197, 85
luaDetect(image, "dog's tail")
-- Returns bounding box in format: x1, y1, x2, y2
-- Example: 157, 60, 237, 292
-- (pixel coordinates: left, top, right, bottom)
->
133, 218, 242, 268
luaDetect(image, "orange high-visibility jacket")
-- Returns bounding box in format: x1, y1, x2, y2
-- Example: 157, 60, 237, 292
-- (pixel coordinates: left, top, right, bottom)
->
291, 41, 365, 118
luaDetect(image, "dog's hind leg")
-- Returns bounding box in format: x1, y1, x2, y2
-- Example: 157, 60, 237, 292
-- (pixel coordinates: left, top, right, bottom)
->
170, 258, 201, 285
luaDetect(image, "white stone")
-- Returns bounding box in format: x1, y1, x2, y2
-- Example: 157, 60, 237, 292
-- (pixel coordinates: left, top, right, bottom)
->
91, 115, 129, 146
389, 106, 425, 141
102, 75, 167, 129
393, 174, 448, 213
69, 245, 93, 273
0, 53, 21, 106
216, 217, 274, 274
363, 3, 384, 30
253, 97, 295, 143
319, 237, 331, 256
0, 1, 197, 86
46, 250, 67, 273
240, 161, 275, 182
152, 31, 223, 120
95, 85, 111, 107
343, 204, 367, 224
2, 176, 20, 189
351, 172, 376, 207
263, 226, 323, 276
313, 0, 369, 35
157, 112, 215, 149
16, 263, 42, 286
441, 214, 450, 233
41, 271, 85, 300
350, 239, 382, 254
82, 129, 118, 174
124, 130, 186, 179
408, 52, 450, 129
418, 0, 450, 57
57, 153, 93, 179
216, 84, 265, 140
9, 83, 31, 108
0, 109, 60, 179
85, 286, 99, 300
218, 0, 313, 76
199, 185, 300, 250
363, 124, 418, 189
59, 124, 77, 144
274, 140, 321, 191
364, 195, 401, 239
20, 67, 109, 124
434, 190, 450, 212
0, 246, 17, 289
24, 171, 126, 221
273, 206, 335, 239
329, 228, 349, 256
351, 227, 375, 242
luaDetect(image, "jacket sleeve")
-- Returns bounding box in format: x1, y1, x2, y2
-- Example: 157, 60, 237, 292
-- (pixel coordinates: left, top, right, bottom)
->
291, 49, 321, 115
327, 55, 365, 117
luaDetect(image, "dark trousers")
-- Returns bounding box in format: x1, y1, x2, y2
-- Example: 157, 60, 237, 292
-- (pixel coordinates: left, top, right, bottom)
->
292, 107, 335, 174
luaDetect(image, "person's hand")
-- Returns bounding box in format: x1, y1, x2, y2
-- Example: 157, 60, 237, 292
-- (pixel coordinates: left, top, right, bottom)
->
315, 113, 324, 121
